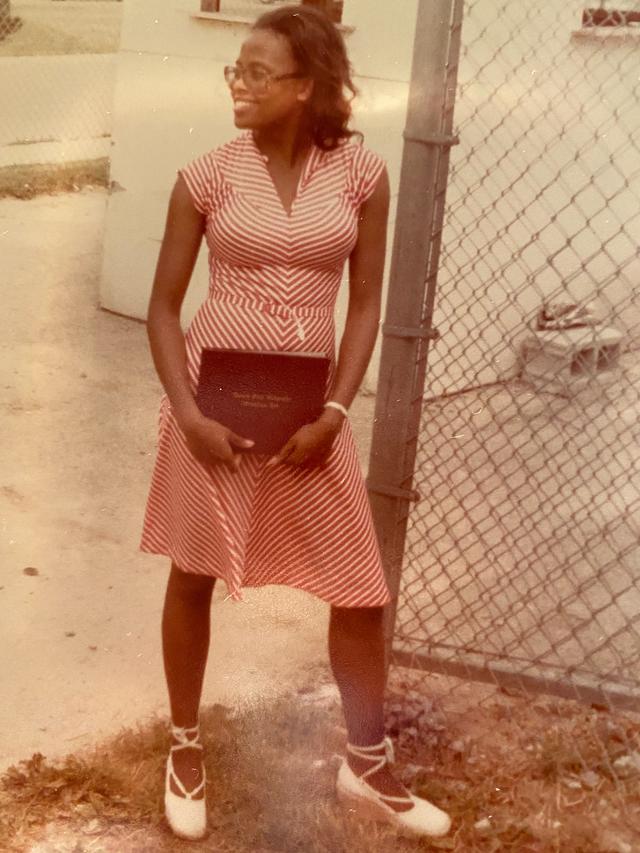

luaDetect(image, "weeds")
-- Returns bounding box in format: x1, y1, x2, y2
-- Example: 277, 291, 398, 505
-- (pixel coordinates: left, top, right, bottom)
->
1, 675, 639, 852
0, 159, 110, 200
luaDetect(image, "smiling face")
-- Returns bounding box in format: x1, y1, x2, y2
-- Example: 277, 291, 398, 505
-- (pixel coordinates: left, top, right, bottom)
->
229, 29, 313, 131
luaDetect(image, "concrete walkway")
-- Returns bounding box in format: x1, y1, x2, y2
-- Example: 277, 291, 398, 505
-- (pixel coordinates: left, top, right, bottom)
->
0, 189, 376, 772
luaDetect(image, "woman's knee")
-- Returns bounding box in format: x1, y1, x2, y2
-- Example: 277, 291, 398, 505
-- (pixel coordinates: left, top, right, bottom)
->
167, 562, 216, 604
330, 603, 384, 627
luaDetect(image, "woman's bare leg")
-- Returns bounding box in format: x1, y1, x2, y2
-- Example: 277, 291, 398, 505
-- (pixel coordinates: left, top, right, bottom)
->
162, 562, 216, 796
328, 604, 413, 810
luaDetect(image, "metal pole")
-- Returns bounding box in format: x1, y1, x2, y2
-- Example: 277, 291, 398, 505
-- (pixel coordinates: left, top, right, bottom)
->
366, 0, 464, 681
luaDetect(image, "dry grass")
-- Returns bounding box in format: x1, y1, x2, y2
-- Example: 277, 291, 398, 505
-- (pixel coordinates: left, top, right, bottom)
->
1, 669, 639, 852
0, 158, 109, 198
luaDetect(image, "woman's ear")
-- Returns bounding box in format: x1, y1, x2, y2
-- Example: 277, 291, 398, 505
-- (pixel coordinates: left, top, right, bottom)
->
296, 78, 314, 104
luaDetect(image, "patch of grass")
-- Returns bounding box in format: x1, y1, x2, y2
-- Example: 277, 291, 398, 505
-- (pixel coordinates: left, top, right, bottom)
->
0, 158, 110, 199
1, 681, 639, 852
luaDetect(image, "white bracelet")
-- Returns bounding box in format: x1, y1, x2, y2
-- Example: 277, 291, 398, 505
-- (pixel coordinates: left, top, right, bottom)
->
324, 400, 349, 418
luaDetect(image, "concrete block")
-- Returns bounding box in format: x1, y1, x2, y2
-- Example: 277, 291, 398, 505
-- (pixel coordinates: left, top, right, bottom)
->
521, 325, 624, 395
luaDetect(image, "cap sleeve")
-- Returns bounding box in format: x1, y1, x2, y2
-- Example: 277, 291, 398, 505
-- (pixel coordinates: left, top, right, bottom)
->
177, 151, 221, 217
350, 145, 386, 208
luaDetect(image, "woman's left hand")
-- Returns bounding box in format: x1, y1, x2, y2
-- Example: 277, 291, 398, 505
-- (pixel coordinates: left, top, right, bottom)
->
267, 409, 344, 468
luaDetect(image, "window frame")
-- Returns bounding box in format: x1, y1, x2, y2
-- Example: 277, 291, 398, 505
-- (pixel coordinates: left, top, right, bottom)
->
199, 0, 344, 25
581, 6, 640, 27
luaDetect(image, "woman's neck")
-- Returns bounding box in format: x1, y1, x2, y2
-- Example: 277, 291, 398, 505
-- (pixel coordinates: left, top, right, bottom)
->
252, 116, 314, 167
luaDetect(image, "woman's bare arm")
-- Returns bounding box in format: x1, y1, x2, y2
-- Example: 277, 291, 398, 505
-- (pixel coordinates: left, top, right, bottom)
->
318, 165, 391, 429
146, 176, 253, 469
146, 175, 205, 430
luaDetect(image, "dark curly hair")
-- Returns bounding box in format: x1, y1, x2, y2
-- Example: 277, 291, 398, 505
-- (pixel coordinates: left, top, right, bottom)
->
253, 4, 361, 151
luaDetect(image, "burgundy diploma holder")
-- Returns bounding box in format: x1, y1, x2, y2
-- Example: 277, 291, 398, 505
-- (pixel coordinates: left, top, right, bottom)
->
195, 348, 330, 455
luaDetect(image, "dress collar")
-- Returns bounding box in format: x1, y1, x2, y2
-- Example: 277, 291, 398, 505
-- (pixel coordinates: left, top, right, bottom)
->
245, 131, 322, 205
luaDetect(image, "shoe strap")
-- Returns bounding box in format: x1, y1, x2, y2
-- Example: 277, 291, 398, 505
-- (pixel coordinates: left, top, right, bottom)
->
346, 736, 414, 805
167, 751, 206, 800
167, 723, 205, 800
170, 723, 203, 752
346, 735, 395, 780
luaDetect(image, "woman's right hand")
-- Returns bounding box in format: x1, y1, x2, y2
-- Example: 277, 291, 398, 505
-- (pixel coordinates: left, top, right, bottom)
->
181, 413, 254, 471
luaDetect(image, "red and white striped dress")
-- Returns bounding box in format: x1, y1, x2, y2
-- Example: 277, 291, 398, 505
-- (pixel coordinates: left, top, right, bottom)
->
140, 131, 392, 607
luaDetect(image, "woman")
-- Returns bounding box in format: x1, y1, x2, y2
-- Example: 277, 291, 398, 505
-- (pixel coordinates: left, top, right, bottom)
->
140, 4, 451, 842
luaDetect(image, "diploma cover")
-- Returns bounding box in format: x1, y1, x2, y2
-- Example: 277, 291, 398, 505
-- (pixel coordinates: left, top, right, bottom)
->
195, 348, 331, 454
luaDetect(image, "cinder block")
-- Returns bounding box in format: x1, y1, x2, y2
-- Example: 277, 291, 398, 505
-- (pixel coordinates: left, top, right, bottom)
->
520, 326, 624, 395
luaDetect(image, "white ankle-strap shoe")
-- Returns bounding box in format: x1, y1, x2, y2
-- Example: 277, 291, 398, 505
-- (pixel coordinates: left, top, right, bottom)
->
164, 723, 207, 841
336, 735, 451, 838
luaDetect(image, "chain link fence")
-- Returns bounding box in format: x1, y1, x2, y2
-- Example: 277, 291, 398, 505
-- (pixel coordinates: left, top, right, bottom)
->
370, 0, 640, 845
0, 0, 121, 196
399, 0, 640, 702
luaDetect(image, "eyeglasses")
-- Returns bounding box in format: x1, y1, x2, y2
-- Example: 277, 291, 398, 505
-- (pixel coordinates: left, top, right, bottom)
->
223, 64, 305, 95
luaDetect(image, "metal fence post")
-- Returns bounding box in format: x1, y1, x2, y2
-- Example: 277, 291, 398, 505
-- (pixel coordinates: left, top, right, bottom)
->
366, 0, 464, 680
